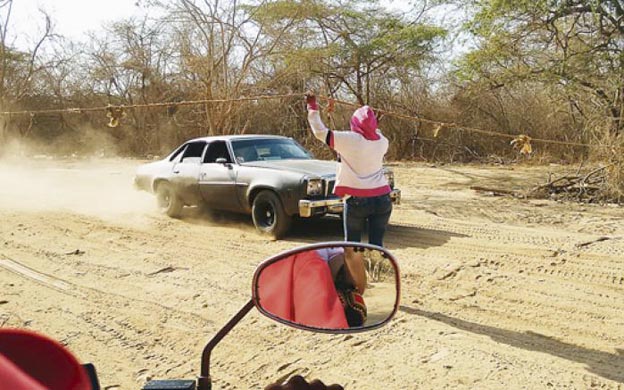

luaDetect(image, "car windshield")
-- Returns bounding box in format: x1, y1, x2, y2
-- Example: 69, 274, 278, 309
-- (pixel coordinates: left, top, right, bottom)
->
231, 138, 313, 163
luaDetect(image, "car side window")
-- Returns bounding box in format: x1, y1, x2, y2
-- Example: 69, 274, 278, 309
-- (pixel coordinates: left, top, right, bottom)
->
204, 141, 232, 163
168, 144, 187, 162
180, 142, 207, 163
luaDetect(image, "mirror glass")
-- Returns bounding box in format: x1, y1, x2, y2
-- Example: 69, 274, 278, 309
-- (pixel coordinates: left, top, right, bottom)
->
253, 243, 399, 332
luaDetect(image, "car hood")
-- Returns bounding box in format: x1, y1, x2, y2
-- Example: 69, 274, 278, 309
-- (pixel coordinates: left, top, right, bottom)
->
241, 159, 337, 178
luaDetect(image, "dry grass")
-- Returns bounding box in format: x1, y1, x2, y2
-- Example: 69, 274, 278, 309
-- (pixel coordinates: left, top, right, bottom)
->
2, 85, 622, 203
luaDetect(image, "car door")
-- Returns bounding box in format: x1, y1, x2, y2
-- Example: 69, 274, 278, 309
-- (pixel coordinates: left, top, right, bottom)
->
170, 141, 205, 205
199, 140, 242, 211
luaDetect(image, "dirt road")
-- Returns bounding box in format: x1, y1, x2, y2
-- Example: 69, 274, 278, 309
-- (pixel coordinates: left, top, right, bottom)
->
1, 158, 622, 389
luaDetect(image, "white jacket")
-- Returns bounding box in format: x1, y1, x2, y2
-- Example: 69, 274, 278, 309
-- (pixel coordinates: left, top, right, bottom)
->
308, 110, 391, 197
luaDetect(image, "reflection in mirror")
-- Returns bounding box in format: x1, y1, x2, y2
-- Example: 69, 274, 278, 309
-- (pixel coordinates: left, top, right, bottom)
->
254, 244, 399, 332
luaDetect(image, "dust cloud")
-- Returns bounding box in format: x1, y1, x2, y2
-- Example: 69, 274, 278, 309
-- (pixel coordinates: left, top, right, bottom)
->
0, 139, 156, 222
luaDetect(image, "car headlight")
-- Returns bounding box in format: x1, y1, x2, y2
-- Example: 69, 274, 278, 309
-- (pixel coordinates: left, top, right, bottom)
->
306, 178, 323, 196
384, 170, 395, 188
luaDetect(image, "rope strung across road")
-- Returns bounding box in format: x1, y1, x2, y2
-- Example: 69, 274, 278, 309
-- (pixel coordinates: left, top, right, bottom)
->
0, 93, 301, 116
0, 92, 591, 149
316, 96, 589, 148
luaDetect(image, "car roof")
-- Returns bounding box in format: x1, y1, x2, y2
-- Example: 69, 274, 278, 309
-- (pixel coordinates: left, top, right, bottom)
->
185, 134, 291, 143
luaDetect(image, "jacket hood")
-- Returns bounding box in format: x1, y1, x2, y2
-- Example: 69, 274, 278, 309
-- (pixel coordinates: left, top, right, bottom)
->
350, 106, 380, 140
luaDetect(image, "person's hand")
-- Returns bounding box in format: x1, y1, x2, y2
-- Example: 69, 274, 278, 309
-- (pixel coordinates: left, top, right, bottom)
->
305, 91, 318, 111
265, 374, 344, 390
344, 247, 367, 294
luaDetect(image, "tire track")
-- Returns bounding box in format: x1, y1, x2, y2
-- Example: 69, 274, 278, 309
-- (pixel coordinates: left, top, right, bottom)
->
0, 254, 215, 329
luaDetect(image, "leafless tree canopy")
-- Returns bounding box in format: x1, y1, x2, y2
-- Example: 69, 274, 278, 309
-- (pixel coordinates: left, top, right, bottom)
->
0, 0, 622, 200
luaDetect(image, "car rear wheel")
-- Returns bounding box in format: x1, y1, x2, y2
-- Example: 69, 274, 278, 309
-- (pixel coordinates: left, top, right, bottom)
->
252, 190, 292, 239
156, 182, 183, 218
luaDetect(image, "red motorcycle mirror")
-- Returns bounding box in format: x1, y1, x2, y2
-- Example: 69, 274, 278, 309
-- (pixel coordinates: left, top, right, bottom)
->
151, 242, 399, 390
252, 242, 401, 332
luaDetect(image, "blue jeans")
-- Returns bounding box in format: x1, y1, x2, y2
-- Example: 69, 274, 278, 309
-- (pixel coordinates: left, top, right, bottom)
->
343, 194, 393, 246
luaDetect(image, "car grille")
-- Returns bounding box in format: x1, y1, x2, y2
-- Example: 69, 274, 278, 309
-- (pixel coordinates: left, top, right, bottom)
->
325, 179, 335, 197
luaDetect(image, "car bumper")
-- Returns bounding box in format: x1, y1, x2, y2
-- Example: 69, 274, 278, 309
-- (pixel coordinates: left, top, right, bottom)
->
299, 189, 401, 217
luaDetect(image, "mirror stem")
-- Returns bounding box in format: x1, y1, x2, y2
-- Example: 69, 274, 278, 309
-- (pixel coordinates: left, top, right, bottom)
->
198, 299, 255, 390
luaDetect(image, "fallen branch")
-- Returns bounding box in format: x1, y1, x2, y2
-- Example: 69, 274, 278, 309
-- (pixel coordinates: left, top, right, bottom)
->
470, 186, 521, 197
147, 266, 189, 276
64, 249, 85, 256
527, 163, 618, 202
575, 236, 612, 248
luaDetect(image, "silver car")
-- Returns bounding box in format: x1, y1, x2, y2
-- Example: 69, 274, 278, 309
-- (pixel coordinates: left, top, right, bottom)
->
135, 135, 400, 238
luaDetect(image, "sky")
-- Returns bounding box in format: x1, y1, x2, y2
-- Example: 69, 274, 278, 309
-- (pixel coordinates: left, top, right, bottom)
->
9, 0, 414, 46
9, 0, 149, 46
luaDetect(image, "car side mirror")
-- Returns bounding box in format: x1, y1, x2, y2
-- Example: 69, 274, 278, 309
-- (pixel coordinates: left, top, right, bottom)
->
215, 157, 228, 164
252, 242, 400, 333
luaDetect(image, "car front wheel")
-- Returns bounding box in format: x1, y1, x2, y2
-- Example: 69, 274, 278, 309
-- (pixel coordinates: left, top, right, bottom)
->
252, 190, 292, 239
156, 182, 183, 218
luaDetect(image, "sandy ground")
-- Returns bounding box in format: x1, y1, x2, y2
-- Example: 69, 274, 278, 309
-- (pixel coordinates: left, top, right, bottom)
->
0, 157, 623, 390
